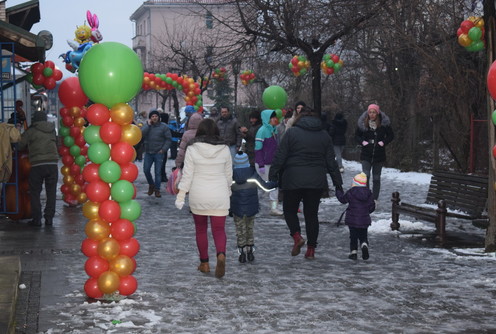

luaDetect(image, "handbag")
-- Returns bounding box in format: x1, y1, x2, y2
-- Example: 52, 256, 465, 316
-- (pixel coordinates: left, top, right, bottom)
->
166, 168, 182, 195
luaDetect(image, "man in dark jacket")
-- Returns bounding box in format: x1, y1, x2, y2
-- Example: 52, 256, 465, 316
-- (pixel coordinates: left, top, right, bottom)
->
141, 110, 172, 198
19, 111, 58, 226
216, 106, 242, 158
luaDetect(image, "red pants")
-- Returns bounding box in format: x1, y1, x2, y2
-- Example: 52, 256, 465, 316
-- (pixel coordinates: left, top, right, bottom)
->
193, 214, 227, 261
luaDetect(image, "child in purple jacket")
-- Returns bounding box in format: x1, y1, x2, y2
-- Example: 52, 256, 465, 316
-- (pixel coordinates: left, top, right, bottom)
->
336, 172, 376, 260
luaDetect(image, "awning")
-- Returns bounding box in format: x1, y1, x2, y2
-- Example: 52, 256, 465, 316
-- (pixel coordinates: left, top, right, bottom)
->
0, 19, 45, 62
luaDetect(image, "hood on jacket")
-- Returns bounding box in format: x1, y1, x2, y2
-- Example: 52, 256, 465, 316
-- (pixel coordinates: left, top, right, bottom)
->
188, 112, 203, 130
357, 110, 391, 131
294, 115, 323, 132
192, 141, 229, 160
233, 166, 255, 184
32, 121, 55, 134
257, 109, 277, 140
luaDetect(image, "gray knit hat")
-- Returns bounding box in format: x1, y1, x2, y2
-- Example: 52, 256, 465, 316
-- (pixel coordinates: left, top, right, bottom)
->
33, 111, 47, 122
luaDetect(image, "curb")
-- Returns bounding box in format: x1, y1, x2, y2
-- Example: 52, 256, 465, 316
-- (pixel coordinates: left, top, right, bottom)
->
0, 256, 21, 334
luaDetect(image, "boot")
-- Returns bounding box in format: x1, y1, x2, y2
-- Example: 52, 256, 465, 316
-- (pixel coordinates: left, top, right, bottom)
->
238, 247, 246, 263
198, 260, 210, 273
147, 185, 154, 196
361, 243, 369, 260
246, 245, 255, 262
155, 189, 162, 198
348, 250, 358, 260
215, 253, 226, 278
291, 232, 305, 256
270, 201, 283, 216
305, 245, 315, 259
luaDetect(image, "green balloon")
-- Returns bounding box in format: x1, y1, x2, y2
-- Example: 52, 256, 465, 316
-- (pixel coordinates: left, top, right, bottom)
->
468, 27, 482, 41
75, 155, 87, 167
59, 125, 70, 137
79, 42, 144, 108
120, 199, 141, 221
69, 145, 81, 157
83, 125, 102, 145
492, 110, 496, 126
87, 142, 110, 164
333, 63, 342, 72
111, 180, 134, 202
99, 160, 121, 183
63, 135, 75, 147
262, 85, 288, 110
43, 67, 53, 77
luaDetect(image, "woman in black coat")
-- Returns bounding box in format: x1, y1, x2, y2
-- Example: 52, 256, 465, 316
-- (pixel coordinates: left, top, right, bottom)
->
328, 112, 347, 173
354, 104, 394, 202
269, 107, 343, 259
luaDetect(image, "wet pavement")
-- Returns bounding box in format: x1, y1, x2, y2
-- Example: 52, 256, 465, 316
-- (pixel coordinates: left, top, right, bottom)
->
0, 159, 494, 334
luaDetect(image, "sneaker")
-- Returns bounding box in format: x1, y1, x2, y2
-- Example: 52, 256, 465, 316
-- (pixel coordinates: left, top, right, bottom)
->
246, 245, 255, 262
270, 208, 283, 216
348, 250, 358, 260
361, 243, 369, 260
238, 247, 246, 263
339, 167, 344, 173
215, 253, 226, 278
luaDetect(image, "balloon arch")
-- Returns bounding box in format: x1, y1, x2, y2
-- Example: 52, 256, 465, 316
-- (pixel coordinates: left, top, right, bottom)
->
142, 72, 204, 113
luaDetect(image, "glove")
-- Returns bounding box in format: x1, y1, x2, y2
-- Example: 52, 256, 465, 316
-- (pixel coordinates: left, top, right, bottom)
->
362, 140, 369, 146
335, 184, 343, 192
258, 167, 265, 175
175, 200, 184, 210
378, 141, 384, 147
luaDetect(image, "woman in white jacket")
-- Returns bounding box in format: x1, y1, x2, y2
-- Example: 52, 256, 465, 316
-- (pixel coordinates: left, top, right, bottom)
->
175, 118, 232, 278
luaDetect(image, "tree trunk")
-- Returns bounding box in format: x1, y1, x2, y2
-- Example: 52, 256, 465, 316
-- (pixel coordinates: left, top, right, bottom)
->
311, 56, 322, 114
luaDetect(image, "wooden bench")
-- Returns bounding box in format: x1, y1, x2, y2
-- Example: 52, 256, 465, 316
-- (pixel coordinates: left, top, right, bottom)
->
390, 171, 488, 244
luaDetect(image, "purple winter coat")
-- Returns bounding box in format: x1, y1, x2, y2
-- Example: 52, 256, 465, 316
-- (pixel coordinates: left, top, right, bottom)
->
336, 187, 375, 228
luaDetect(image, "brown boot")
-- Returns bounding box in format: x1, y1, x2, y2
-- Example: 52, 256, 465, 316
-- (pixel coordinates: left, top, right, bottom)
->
291, 232, 305, 256
147, 185, 154, 196
197, 262, 210, 273
215, 253, 226, 278
155, 190, 161, 198
305, 245, 315, 259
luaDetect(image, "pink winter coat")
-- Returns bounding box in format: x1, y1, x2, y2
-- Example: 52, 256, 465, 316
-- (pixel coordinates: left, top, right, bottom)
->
175, 112, 203, 168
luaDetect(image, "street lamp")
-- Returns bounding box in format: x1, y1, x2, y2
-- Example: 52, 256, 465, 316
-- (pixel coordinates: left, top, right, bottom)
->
231, 58, 241, 115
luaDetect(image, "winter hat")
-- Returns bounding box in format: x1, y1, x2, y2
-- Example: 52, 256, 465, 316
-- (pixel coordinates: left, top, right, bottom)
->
233, 152, 250, 169
32, 111, 47, 122
352, 172, 367, 187
185, 105, 196, 115
367, 104, 380, 114
149, 110, 160, 119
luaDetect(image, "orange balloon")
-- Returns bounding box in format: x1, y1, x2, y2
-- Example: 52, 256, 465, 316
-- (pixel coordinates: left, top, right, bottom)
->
97, 237, 120, 260
110, 103, 134, 125
83, 201, 100, 219
77, 192, 88, 204
85, 218, 110, 240
63, 175, 75, 185
458, 34, 471, 47
74, 116, 86, 127
109, 255, 134, 277
70, 183, 82, 196
120, 124, 142, 146
61, 165, 71, 176
70, 106, 81, 118
97, 271, 120, 294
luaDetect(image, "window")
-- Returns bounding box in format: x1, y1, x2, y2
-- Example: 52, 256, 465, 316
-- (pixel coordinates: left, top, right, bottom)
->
206, 11, 213, 29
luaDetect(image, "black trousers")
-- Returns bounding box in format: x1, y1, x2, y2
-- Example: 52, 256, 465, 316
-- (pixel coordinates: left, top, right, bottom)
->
283, 188, 322, 247
29, 164, 58, 223
348, 226, 369, 251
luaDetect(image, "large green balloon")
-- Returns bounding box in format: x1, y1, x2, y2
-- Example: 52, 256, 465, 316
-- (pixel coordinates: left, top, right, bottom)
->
87, 142, 110, 164
98, 160, 121, 183
79, 42, 144, 108
120, 199, 141, 222
111, 180, 134, 203
262, 85, 288, 110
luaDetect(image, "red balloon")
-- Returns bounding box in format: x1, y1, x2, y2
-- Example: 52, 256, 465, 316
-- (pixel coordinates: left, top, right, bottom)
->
60, 107, 70, 117
62, 116, 74, 127
118, 238, 140, 257
86, 180, 110, 203
85, 255, 109, 278
75, 174, 85, 186
100, 122, 122, 145
44, 77, 56, 90
60, 184, 70, 194
44, 60, 55, 69
80, 146, 88, 156
84, 277, 103, 299
58, 77, 89, 107
86, 104, 110, 126
70, 126, 81, 138
110, 142, 135, 165
119, 162, 138, 182
82, 163, 101, 183
99, 200, 121, 223
33, 73, 45, 85
118, 275, 137, 296
59, 146, 70, 156
62, 154, 74, 166
487, 60, 496, 101
53, 69, 63, 81
110, 219, 135, 241
493, 145, 496, 159
81, 238, 99, 257
31, 62, 44, 73
75, 135, 86, 147
70, 163, 81, 176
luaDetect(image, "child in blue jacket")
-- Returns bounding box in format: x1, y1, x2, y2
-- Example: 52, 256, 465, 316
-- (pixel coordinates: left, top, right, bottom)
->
230, 152, 277, 263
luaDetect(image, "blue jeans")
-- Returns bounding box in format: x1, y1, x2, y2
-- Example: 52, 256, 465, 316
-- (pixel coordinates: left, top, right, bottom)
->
144, 152, 164, 190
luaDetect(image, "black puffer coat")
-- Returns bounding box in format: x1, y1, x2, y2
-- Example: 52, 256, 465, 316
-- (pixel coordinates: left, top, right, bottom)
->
269, 115, 343, 190
354, 111, 394, 163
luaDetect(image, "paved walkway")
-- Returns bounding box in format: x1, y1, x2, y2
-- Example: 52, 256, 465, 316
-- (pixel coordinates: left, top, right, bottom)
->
0, 160, 493, 333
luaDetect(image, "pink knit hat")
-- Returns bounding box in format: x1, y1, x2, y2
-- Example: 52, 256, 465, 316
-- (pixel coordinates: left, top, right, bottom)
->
367, 104, 380, 113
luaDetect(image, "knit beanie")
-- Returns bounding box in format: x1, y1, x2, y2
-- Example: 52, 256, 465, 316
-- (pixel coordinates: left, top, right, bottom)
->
149, 110, 160, 119
185, 105, 196, 115
367, 104, 380, 114
233, 152, 250, 169
32, 111, 47, 122
352, 172, 367, 187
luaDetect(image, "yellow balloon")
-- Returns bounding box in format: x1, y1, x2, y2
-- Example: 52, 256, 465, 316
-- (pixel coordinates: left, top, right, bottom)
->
83, 201, 100, 219
97, 237, 120, 260
74, 116, 86, 128
109, 255, 134, 277
61, 165, 70, 176
77, 192, 88, 204
120, 124, 142, 146
475, 18, 485, 29
63, 175, 74, 185
97, 271, 120, 294
85, 218, 110, 240
69, 106, 81, 118
70, 183, 82, 196
458, 34, 471, 47
110, 103, 134, 126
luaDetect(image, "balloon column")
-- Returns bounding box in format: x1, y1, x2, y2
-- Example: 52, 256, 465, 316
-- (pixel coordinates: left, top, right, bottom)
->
27, 61, 63, 90
240, 70, 256, 85
212, 67, 227, 81
142, 72, 204, 112
289, 55, 310, 76
57, 77, 90, 206
457, 17, 485, 52
321, 54, 344, 75
78, 42, 143, 299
